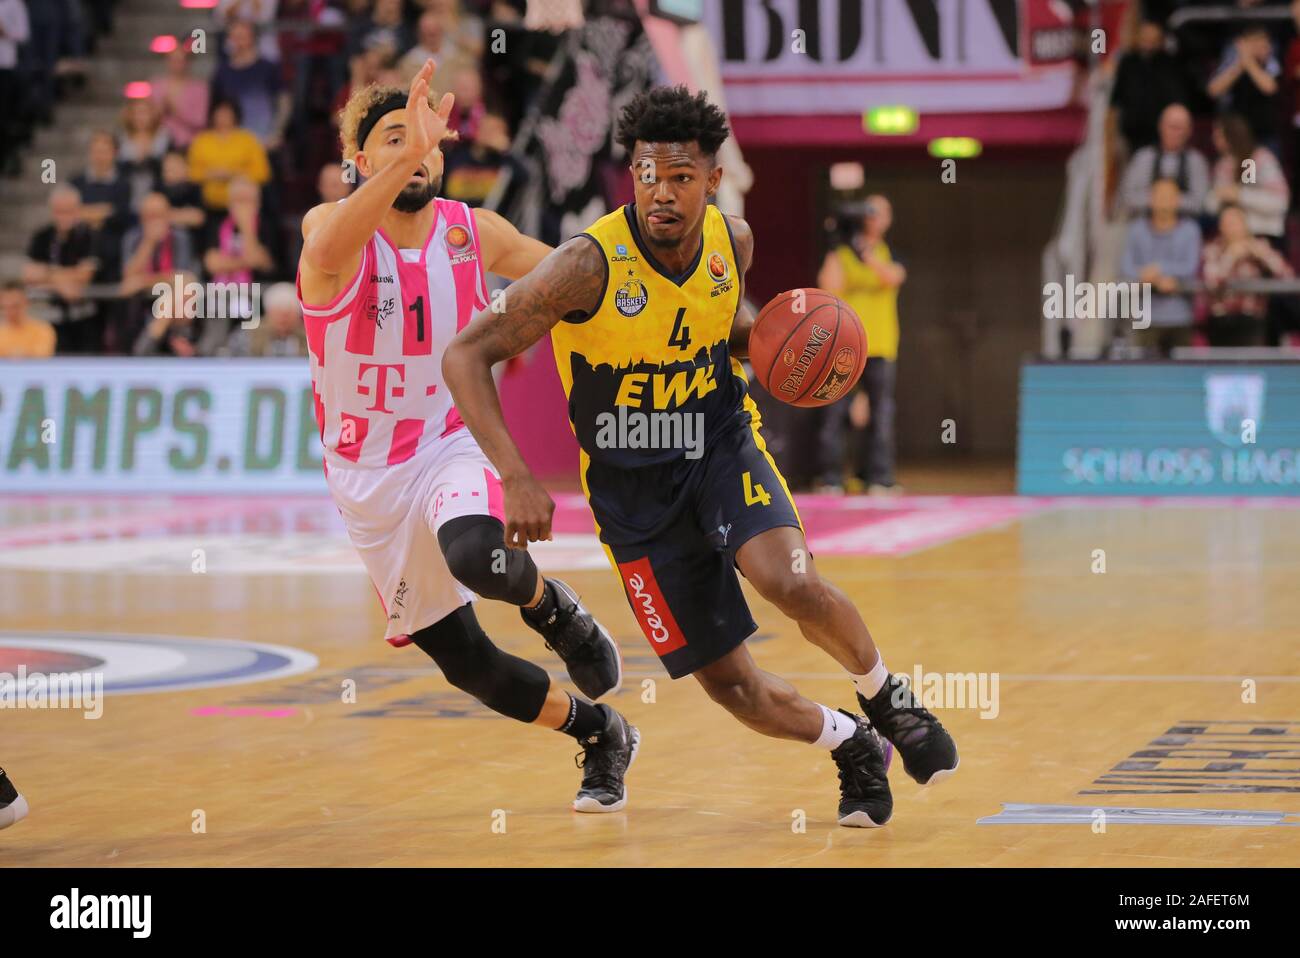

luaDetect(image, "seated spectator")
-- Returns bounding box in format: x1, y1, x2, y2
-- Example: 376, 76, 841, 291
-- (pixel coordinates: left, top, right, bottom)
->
215, 0, 281, 62
0, 281, 56, 358
442, 113, 521, 207
72, 131, 132, 249
211, 19, 290, 149
225, 282, 309, 357
1207, 26, 1280, 147
1202, 204, 1294, 347
399, 8, 475, 86
23, 187, 101, 353
118, 98, 171, 210
117, 192, 200, 353
158, 150, 206, 239
331, 48, 386, 137
1120, 178, 1203, 357
203, 176, 278, 339
132, 288, 212, 357
317, 161, 353, 203
447, 65, 486, 142
188, 98, 271, 213
1118, 103, 1209, 219
1205, 113, 1289, 247
150, 40, 209, 149
1109, 19, 1186, 152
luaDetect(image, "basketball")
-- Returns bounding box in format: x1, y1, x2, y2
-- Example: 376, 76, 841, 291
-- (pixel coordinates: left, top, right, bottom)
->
749, 288, 868, 407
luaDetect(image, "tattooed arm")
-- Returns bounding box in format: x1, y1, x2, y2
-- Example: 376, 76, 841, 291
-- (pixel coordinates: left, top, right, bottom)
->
726, 214, 756, 359
442, 236, 606, 546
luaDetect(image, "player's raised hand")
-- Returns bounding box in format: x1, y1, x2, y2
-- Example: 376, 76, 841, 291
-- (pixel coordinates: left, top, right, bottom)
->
503, 474, 555, 548
401, 59, 456, 162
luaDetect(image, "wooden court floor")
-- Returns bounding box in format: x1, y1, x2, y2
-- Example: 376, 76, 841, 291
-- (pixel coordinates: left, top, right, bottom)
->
1, 493, 1298, 867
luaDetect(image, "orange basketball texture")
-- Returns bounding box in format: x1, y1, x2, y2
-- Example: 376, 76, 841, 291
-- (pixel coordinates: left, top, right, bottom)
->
749, 289, 868, 408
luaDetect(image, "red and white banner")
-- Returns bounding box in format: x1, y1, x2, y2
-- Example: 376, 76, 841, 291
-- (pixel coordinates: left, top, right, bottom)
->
705, 0, 1079, 115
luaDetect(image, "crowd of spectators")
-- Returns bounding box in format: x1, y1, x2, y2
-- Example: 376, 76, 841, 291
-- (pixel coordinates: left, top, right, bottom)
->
1110, 4, 1300, 354
4, 0, 553, 358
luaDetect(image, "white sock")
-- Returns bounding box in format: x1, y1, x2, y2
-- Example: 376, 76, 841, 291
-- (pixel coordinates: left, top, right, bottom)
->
813, 704, 857, 750
850, 657, 890, 700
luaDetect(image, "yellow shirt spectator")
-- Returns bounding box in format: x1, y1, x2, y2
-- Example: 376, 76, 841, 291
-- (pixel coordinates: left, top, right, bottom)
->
0, 315, 56, 358
835, 242, 900, 362
188, 127, 270, 210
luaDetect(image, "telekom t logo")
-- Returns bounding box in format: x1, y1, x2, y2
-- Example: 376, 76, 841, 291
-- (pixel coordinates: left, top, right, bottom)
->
356, 362, 406, 413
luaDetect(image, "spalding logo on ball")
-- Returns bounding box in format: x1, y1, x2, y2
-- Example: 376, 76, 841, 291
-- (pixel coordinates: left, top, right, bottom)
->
749, 288, 868, 408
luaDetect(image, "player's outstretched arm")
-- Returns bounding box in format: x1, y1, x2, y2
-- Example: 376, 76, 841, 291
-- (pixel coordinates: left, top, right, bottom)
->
443, 236, 605, 547
300, 61, 453, 297
726, 214, 756, 359
473, 207, 553, 281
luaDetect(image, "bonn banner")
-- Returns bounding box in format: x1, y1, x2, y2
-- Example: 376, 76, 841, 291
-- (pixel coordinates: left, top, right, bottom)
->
0, 359, 326, 493
705, 0, 1078, 115
1018, 363, 1300, 495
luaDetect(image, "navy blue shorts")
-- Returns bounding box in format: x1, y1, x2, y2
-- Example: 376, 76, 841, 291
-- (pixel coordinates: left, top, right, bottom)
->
584, 422, 802, 679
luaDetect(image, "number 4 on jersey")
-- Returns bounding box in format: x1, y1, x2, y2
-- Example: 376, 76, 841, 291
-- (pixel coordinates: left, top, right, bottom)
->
743, 471, 771, 507
668, 307, 692, 351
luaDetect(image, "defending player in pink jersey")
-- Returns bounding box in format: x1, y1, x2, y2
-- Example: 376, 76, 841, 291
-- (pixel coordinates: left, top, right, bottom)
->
297, 61, 637, 813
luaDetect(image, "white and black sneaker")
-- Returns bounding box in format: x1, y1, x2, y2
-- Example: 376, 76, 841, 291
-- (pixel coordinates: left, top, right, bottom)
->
830, 711, 894, 828
523, 578, 622, 700
0, 767, 29, 830
573, 705, 639, 813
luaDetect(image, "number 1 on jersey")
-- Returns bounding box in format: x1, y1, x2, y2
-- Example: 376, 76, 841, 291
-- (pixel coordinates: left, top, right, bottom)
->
742, 471, 771, 507
409, 296, 425, 341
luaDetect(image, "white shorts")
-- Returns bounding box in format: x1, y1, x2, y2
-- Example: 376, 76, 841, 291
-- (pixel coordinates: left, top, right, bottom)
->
326, 428, 505, 642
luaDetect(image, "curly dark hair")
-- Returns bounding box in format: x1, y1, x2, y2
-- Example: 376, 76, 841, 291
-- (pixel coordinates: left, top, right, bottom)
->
615, 86, 730, 159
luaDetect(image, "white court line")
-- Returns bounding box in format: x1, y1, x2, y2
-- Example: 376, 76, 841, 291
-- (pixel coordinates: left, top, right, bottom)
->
347, 669, 1300, 683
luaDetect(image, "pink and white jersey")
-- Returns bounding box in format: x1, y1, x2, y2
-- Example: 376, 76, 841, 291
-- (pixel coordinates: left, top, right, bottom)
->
297, 198, 490, 470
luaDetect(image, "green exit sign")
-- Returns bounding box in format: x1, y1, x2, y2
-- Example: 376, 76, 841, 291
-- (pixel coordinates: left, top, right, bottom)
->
863, 106, 918, 135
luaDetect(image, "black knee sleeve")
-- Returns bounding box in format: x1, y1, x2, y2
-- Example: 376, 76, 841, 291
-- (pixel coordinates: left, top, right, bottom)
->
410, 604, 550, 723
437, 514, 540, 605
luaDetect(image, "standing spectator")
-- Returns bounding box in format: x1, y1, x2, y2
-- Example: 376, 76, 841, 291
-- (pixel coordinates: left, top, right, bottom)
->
1202, 204, 1294, 347
211, 20, 291, 148
1118, 103, 1209, 219
117, 192, 200, 353
0, 0, 31, 177
1207, 26, 1281, 147
23, 187, 100, 353
203, 176, 277, 343
817, 196, 906, 495
117, 98, 170, 210
1205, 113, 1290, 247
224, 282, 308, 357
0, 281, 56, 358
1109, 20, 1187, 153
150, 40, 210, 149
1120, 178, 1203, 356
187, 99, 271, 214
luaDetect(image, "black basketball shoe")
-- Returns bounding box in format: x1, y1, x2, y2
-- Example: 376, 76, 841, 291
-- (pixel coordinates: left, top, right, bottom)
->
0, 767, 29, 830
831, 711, 894, 827
572, 705, 640, 813
523, 578, 622, 700
860, 674, 959, 786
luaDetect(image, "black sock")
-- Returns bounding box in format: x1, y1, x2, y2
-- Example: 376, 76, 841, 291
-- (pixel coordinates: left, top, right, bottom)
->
523, 578, 558, 624
556, 694, 607, 741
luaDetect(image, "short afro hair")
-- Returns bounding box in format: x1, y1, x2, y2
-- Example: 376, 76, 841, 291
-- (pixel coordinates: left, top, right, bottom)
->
615, 86, 730, 159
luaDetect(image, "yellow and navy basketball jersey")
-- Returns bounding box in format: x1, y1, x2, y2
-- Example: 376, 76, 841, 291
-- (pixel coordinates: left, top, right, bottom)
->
551, 203, 761, 467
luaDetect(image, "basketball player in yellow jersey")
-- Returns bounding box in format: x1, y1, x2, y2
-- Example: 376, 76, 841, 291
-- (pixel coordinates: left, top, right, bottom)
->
444, 86, 958, 826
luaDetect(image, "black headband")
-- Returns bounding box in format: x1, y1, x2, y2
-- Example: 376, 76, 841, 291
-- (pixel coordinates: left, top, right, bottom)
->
355, 91, 410, 154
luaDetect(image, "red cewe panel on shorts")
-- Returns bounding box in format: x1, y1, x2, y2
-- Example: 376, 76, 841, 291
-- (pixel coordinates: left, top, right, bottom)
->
617, 557, 687, 656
